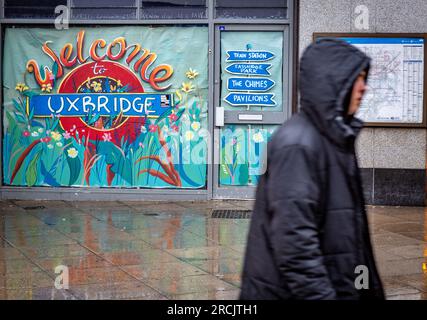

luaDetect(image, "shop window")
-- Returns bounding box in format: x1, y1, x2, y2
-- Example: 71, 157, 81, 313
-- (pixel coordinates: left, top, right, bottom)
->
3, 0, 67, 19
2, 26, 209, 189
215, 0, 288, 19
219, 125, 278, 186
140, 0, 207, 19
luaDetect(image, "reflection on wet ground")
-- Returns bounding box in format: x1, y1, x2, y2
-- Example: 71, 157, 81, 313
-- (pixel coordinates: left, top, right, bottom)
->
0, 200, 426, 300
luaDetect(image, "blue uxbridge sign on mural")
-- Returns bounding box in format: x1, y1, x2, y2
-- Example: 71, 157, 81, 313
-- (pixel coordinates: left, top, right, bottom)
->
28, 93, 174, 117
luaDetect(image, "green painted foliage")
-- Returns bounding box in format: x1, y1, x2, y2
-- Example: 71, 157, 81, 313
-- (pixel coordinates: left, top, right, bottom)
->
25, 152, 41, 186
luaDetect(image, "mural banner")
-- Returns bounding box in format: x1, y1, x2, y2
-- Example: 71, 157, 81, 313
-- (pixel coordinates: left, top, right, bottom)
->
3, 26, 208, 188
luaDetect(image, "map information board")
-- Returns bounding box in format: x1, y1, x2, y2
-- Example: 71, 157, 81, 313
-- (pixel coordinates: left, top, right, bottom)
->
342, 38, 424, 124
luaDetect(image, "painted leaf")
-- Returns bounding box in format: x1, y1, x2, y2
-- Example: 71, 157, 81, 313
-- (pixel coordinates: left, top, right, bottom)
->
154, 105, 185, 125
12, 99, 24, 114
5, 111, 15, 127
66, 151, 81, 186
52, 62, 58, 80
238, 164, 249, 185
175, 145, 199, 187
51, 116, 60, 130
103, 77, 111, 93
221, 163, 230, 176
84, 107, 93, 124
40, 160, 60, 187
174, 90, 182, 105
30, 120, 44, 127
25, 152, 41, 186
14, 112, 27, 124
97, 142, 132, 184
89, 113, 101, 125
29, 106, 34, 120
23, 91, 39, 98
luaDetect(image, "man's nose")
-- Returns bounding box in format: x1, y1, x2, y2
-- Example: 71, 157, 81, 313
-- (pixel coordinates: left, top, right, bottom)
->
362, 83, 368, 92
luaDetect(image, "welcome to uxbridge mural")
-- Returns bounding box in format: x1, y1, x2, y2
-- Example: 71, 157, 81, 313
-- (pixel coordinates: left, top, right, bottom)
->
2, 27, 208, 188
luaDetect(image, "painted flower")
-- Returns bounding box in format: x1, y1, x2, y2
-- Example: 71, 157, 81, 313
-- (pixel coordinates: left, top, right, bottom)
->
140, 125, 147, 133
185, 68, 199, 79
67, 148, 78, 158
185, 130, 195, 141
191, 121, 201, 131
139, 142, 144, 149
31, 131, 39, 137
15, 83, 29, 92
47, 144, 54, 149
37, 127, 44, 133
181, 82, 195, 93
117, 80, 122, 87
51, 131, 62, 141
22, 130, 30, 137
62, 131, 71, 139
171, 124, 179, 133
56, 142, 63, 148
168, 113, 178, 122
232, 137, 238, 145
253, 132, 264, 143
102, 132, 112, 142
85, 77, 92, 89
40, 137, 52, 143
41, 83, 52, 92
198, 129, 209, 138
90, 81, 102, 92
149, 124, 158, 133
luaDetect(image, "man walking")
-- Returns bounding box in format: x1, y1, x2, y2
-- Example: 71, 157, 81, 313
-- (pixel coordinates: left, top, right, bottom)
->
240, 38, 384, 300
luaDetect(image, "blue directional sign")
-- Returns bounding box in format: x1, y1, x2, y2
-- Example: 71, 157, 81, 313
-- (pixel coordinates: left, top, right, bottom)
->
226, 50, 275, 62
224, 93, 276, 107
227, 77, 275, 92
225, 63, 271, 76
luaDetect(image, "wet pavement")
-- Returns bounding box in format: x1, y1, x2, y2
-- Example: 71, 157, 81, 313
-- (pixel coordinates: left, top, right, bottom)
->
0, 200, 426, 300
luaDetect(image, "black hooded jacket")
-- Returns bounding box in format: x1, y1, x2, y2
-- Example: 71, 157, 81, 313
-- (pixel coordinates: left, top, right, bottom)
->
240, 39, 385, 300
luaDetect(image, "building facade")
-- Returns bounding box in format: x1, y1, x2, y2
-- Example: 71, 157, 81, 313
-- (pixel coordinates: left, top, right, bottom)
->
0, 0, 426, 206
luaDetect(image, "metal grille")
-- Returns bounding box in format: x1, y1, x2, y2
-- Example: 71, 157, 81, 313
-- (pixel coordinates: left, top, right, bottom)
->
71, 0, 138, 20
215, 0, 288, 19
211, 209, 251, 219
141, 0, 207, 19
4, 0, 67, 19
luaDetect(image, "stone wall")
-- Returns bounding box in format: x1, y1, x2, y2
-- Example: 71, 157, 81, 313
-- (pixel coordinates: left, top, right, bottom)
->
298, 0, 427, 205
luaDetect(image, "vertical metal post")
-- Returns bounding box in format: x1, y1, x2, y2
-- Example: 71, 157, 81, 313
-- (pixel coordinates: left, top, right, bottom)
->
0, 0, 4, 20
0, 22, 3, 187
136, 0, 140, 20
207, 0, 214, 199
67, 0, 72, 22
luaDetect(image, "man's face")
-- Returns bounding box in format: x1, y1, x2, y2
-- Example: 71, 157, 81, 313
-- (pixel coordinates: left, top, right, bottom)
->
348, 71, 368, 115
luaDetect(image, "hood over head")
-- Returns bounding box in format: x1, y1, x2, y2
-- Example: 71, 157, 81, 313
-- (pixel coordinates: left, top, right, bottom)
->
299, 38, 371, 147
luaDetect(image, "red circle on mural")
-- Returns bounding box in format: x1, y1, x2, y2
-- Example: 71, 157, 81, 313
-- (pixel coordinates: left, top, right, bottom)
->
57, 61, 145, 143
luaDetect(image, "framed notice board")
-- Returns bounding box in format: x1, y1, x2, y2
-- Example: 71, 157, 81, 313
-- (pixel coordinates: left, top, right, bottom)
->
313, 33, 427, 128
